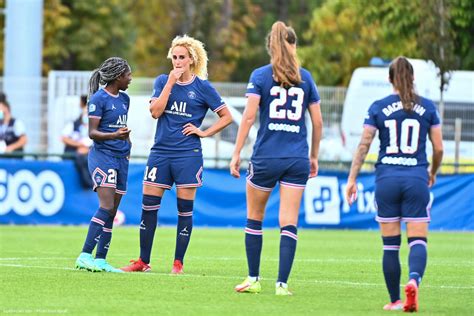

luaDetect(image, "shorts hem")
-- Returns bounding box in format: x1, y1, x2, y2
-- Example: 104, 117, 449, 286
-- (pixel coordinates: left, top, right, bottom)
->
280, 181, 306, 189
143, 181, 172, 189
246, 179, 273, 192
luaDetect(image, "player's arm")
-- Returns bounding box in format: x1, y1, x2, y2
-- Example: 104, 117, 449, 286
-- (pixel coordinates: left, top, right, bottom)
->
308, 102, 323, 177
428, 126, 443, 187
229, 95, 259, 178
182, 107, 232, 138
346, 126, 376, 204
5, 120, 27, 152
150, 70, 183, 119
88, 117, 130, 141
5, 135, 27, 152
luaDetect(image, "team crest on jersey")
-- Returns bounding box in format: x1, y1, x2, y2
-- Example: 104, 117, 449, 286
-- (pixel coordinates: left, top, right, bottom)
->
112, 104, 116, 110
89, 103, 96, 112
187, 91, 197, 99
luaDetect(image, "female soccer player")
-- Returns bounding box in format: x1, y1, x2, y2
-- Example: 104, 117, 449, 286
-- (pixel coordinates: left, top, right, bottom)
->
345, 57, 443, 312
121, 35, 232, 273
75, 57, 132, 273
230, 21, 323, 295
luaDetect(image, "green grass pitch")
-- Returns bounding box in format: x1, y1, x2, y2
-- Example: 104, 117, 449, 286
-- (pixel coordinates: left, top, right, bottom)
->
0, 226, 472, 315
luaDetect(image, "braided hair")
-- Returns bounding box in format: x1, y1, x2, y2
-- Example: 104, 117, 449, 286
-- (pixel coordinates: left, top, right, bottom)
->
88, 57, 131, 97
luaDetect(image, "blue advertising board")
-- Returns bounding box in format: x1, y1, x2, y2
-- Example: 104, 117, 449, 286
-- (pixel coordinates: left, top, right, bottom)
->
1, 159, 473, 230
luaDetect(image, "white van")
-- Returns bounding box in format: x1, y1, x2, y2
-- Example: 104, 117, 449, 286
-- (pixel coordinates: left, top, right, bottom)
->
340, 59, 474, 161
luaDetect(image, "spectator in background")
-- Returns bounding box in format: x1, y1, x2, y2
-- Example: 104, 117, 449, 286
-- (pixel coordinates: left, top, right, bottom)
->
0, 93, 28, 155
62, 95, 93, 188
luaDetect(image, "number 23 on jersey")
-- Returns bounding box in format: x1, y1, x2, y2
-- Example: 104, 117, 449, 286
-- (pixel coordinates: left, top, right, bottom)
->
269, 86, 304, 121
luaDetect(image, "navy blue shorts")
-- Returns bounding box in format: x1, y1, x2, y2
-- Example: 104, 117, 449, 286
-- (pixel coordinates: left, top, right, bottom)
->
88, 147, 129, 194
143, 151, 203, 189
246, 157, 309, 191
375, 177, 432, 223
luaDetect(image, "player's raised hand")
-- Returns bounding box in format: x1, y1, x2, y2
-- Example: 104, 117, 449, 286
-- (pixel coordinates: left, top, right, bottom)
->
345, 179, 358, 206
229, 154, 241, 178
168, 68, 185, 84
115, 127, 131, 140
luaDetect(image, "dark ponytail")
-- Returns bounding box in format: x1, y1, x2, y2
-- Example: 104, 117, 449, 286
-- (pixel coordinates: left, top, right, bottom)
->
389, 57, 418, 112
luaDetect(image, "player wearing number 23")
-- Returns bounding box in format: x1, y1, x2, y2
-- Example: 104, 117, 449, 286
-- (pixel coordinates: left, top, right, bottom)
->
346, 57, 443, 312
230, 21, 323, 295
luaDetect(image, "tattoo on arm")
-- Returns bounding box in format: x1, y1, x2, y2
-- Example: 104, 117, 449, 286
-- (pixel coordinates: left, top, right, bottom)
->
348, 128, 376, 180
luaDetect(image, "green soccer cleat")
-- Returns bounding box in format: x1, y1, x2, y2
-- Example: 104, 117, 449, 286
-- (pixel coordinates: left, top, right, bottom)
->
234, 277, 261, 293
275, 282, 293, 296
94, 259, 124, 273
75, 252, 101, 272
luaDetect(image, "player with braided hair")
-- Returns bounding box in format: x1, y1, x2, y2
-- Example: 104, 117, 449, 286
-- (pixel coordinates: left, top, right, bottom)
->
75, 57, 132, 273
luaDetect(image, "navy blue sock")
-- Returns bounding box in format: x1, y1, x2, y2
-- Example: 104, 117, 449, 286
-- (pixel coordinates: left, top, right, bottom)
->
175, 198, 194, 263
382, 235, 401, 303
139, 195, 161, 264
245, 219, 263, 278
408, 237, 428, 286
277, 225, 298, 284
82, 208, 112, 254
95, 216, 114, 259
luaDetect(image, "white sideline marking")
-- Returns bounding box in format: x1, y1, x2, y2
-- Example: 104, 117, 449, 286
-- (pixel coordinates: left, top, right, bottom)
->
0, 263, 472, 290
0, 256, 472, 267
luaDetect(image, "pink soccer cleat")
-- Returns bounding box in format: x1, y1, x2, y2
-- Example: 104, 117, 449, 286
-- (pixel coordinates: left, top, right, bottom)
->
383, 300, 403, 311
120, 258, 151, 272
171, 259, 184, 274
403, 279, 419, 312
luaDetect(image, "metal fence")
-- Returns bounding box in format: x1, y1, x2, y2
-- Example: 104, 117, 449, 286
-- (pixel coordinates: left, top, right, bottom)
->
1, 75, 472, 173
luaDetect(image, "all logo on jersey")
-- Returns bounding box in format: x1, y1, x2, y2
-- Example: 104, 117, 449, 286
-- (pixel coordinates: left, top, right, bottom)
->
116, 114, 127, 125
187, 91, 196, 99
166, 101, 192, 117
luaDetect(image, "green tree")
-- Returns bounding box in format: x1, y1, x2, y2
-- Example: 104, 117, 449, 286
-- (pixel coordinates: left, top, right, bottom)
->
43, 0, 134, 72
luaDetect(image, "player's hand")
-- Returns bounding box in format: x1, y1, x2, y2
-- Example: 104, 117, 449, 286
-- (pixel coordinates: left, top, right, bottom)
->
168, 68, 185, 84
345, 179, 358, 206
428, 172, 436, 187
229, 154, 241, 178
115, 127, 131, 140
182, 123, 205, 137
309, 158, 319, 178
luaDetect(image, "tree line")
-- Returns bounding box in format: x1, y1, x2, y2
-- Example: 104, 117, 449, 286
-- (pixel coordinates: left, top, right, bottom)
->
0, 0, 472, 86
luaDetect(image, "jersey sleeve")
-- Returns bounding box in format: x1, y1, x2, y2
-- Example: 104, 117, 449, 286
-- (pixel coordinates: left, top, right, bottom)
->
245, 69, 262, 97
307, 75, 321, 106
62, 122, 74, 137
204, 81, 226, 112
13, 119, 26, 136
88, 94, 103, 119
150, 75, 166, 100
429, 102, 441, 128
363, 102, 378, 129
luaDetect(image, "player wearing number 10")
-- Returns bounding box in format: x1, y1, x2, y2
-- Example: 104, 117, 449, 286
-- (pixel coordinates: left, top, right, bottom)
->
230, 21, 323, 295
346, 57, 444, 312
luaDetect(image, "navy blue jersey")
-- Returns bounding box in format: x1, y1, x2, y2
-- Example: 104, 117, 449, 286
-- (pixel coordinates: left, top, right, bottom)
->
246, 64, 320, 159
150, 74, 226, 157
364, 94, 440, 178
88, 89, 131, 157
